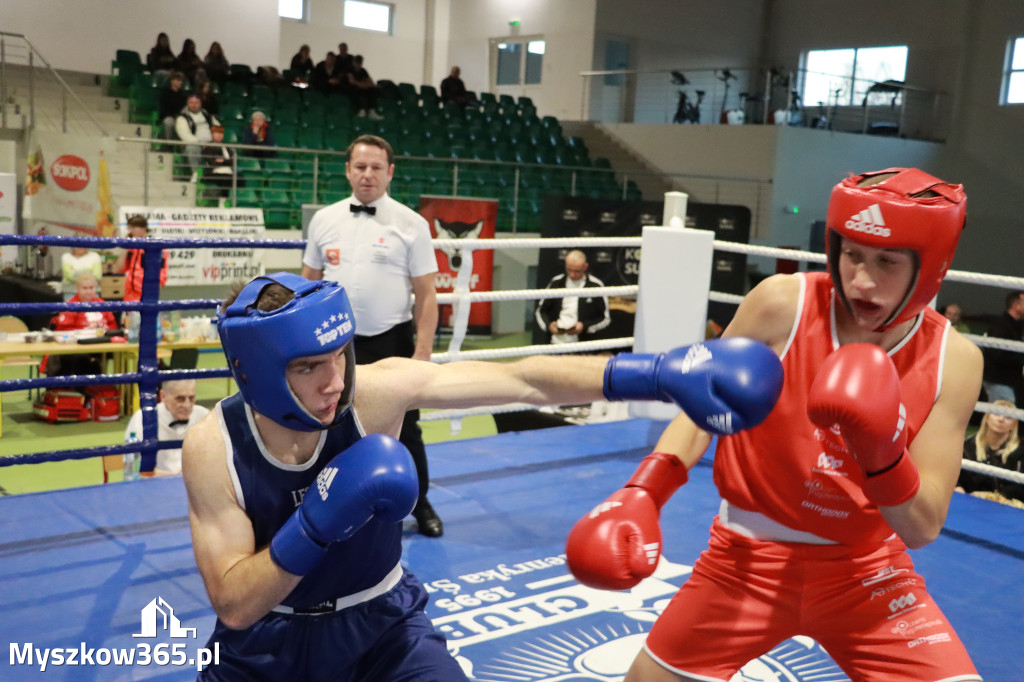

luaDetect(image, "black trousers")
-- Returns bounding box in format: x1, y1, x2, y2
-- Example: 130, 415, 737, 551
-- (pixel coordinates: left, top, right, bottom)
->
353, 321, 431, 503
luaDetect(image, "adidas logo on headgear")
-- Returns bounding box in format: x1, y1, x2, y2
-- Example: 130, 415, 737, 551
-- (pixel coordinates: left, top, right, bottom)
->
845, 204, 890, 237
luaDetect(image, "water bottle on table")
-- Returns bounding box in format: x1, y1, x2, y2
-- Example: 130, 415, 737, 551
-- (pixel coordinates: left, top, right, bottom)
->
124, 432, 141, 481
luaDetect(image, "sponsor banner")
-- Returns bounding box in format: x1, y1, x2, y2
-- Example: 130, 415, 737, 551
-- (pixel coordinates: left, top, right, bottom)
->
117, 206, 265, 286
423, 552, 848, 681
23, 132, 115, 235
420, 196, 497, 334
0, 173, 16, 265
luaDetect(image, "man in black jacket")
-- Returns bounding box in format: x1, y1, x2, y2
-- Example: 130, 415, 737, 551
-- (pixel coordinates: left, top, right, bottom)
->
535, 250, 611, 344
983, 290, 1024, 404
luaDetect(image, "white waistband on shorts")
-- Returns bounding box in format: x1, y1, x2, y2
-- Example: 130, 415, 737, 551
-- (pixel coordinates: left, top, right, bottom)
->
719, 500, 838, 545
271, 561, 404, 615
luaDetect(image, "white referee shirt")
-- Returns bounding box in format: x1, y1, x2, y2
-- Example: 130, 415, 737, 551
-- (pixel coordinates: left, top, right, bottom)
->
303, 194, 438, 335
124, 402, 210, 474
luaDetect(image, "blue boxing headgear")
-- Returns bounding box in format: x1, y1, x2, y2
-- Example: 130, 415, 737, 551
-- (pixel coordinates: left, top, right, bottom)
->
218, 272, 357, 431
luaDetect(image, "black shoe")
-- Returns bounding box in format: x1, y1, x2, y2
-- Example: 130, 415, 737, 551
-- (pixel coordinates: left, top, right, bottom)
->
413, 499, 444, 537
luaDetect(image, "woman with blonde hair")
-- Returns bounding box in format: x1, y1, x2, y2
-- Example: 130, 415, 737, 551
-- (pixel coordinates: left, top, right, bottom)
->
957, 400, 1023, 501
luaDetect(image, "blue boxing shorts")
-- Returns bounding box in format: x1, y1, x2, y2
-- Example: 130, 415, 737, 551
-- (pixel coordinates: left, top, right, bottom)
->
198, 570, 467, 682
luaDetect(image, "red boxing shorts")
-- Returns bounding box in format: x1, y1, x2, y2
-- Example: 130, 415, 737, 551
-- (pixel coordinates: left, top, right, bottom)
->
644, 518, 980, 681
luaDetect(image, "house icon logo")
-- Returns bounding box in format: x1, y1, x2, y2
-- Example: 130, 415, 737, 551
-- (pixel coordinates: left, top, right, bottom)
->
133, 597, 197, 639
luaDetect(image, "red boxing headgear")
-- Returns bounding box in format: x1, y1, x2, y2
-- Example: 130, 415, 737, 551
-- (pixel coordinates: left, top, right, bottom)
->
826, 167, 966, 330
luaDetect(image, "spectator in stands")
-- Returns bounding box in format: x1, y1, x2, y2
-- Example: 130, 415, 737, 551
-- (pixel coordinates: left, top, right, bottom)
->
147, 32, 177, 77
311, 52, 344, 94
440, 66, 470, 108
158, 71, 188, 141
336, 42, 355, 79
177, 38, 205, 85
940, 302, 970, 333
348, 55, 382, 119
256, 65, 287, 89
957, 400, 1023, 501
203, 41, 230, 87
289, 44, 314, 83
61, 246, 103, 299
175, 93, 221, 180
201, 125, 240, 200
194, 78, 220, 117
242, 110, 277, 158
114, 215, 169, 303
124, 380, 210, 477
982, 290, 1024, 405
535, 250, 610, 345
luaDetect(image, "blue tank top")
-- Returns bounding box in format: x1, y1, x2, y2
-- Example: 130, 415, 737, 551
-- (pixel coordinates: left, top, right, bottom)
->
217, 393, 403, 608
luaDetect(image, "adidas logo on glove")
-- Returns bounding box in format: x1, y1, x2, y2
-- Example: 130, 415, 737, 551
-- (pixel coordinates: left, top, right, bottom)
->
680, 344, 713, 373
316, 467, 338, 501
845, 204, 890, 237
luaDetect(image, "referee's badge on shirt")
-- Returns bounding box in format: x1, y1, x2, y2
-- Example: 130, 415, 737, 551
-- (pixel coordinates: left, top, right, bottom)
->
326, 248, 340, 266
371, 238, 390, 264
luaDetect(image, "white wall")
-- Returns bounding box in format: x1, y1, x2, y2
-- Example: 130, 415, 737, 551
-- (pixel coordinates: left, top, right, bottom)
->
445, 0, 597, 121
3, 0, 280, 75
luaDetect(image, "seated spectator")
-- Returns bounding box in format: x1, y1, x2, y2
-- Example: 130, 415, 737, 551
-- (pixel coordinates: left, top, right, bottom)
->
61, 246, 103, 298
201, 125, 241, 200
203, 41, 230, 86
158, 71, 188, 141
175, 93, 220, 180
124, 379, 210, 476
336, 42, 355, 79
194, 78, 220, 117
43, 272, 117, 380
256, 65, 287, 88
940, 302, 969, 333
147, 32, 177, 78
311, 52, 344, 94
348, 55, 381, 119
440, 65, 470, 108
177, 38, 206, 85
242, 110, 277, 158
958, 400, 1024, 502
289, 44, 314, 83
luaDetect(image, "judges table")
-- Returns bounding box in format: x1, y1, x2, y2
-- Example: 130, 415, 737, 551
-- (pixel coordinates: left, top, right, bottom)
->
0, 338, 223, 438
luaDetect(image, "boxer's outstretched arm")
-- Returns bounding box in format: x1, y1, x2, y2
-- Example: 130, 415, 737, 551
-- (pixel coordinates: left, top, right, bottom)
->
182, 415, 301, 630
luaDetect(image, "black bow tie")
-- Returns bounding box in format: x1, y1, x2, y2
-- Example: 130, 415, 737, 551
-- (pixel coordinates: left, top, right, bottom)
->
350, 204, 376, 216
168, 419, 190, 427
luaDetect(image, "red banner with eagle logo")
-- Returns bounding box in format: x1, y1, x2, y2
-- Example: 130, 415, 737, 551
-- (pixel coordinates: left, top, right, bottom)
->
420, 196, 497, 334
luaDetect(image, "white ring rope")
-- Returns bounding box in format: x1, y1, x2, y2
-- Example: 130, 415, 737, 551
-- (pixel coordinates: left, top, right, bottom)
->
430, 234, 1024, 444
959, 458, 1024, 486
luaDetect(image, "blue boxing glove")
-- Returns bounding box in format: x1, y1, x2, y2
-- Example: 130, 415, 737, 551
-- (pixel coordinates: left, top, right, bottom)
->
603, 337, 783, 435
270, 434, 419, 576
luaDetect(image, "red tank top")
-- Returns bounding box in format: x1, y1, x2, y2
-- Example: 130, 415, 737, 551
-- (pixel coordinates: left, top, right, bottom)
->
713, 272, 949, 546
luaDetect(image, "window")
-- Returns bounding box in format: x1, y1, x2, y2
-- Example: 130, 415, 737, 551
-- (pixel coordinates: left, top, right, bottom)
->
802, 46, 907, 107
344, 0, 393, 34
278, 0, 305, 20
493, 38, 545, 86
1004, 37, 1024, 104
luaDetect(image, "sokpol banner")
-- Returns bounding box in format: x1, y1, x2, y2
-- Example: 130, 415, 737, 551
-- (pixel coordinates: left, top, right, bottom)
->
117, 206, 266, 286
23, 131, 115, 236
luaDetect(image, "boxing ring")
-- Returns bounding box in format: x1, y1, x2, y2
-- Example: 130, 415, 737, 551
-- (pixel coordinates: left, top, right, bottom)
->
0, 219, 1022, 681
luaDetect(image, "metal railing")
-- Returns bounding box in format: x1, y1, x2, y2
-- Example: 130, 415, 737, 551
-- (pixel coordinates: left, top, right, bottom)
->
0, 31, 109, 135
580, 66, 950, 142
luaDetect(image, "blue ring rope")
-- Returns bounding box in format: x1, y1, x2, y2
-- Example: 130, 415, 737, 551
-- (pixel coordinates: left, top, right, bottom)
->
0, 235, 304, 469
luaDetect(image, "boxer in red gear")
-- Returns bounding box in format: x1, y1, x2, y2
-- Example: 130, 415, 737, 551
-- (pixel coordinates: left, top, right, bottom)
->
592, 169, 983, 681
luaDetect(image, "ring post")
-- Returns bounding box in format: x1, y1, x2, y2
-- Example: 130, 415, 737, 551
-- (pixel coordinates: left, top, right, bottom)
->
630, 193, 714, 420
137, 243, 165, 473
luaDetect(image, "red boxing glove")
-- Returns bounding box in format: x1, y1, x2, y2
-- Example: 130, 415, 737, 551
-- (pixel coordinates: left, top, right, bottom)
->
807, 343, 919, 507
566, 452, 688, 590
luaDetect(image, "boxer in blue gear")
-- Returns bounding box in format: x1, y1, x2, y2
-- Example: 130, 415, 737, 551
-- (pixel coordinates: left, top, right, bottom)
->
183, 272, 783, 681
